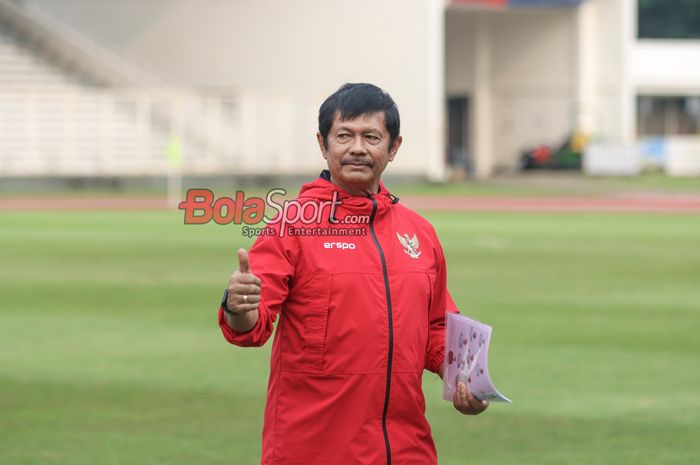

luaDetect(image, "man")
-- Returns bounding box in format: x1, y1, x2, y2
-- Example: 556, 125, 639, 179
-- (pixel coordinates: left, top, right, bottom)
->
219, 83, 487, 465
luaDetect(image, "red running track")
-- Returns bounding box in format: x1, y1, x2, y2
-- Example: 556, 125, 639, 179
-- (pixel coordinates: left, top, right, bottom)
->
1, 195, 700, 213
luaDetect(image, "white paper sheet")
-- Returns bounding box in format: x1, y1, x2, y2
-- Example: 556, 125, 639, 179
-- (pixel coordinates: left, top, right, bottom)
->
442, 313, 512, 403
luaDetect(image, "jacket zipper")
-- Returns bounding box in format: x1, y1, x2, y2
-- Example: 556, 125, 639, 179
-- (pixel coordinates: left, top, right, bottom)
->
369, 197, 394, 465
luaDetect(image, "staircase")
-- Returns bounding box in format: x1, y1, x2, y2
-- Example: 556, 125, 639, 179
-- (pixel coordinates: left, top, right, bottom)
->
0, 0, 246, 177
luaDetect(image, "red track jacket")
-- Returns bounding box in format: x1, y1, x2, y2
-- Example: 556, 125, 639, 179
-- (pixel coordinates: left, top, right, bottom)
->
219, 171, 458, 465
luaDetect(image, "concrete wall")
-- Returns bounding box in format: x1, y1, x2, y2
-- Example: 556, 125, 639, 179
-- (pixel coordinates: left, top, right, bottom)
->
26, 0, 446, 179
446, 7, 577, 172
632, 41, 700, 94
445, 12, 477, 95
490, 8, 576, 170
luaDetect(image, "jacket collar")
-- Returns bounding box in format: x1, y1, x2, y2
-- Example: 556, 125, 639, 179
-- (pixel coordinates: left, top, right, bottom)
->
296, 170, 399, 218
317, 169, 399, 204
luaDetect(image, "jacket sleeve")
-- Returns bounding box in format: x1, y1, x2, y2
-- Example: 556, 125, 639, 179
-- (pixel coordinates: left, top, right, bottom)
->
218, 225, 297, 347
424, 239, 460, 375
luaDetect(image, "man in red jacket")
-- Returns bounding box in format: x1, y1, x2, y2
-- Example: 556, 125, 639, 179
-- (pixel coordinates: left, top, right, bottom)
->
219, 83, 488, 465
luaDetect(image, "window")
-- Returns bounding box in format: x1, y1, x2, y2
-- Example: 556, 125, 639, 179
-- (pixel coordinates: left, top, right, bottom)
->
638, 0, 700, 39
637, 96, 700, 136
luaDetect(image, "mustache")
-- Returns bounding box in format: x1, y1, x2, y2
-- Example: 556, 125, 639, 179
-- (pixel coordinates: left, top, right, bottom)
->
341, 159, 373, 167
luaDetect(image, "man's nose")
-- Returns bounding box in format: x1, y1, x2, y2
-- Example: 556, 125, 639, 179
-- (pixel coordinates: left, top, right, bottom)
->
349, 135, 368, 155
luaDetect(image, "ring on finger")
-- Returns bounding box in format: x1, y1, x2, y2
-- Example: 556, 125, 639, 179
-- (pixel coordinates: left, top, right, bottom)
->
243, 294, 248, 303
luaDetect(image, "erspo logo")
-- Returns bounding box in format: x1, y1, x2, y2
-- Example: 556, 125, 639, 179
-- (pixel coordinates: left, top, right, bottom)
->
323, 242, 356, 250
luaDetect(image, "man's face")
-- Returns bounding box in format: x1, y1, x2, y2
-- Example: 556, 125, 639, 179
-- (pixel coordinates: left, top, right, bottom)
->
317, 111, 402, 196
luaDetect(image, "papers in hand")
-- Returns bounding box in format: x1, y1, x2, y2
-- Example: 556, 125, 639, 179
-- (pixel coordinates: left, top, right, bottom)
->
442, 313, 512, 404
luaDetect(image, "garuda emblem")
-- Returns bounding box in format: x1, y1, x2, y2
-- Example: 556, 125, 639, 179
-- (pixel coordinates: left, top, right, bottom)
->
396, 232, 421, 259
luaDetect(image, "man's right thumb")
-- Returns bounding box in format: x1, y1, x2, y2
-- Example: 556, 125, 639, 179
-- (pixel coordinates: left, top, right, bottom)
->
238, 248, 250, 273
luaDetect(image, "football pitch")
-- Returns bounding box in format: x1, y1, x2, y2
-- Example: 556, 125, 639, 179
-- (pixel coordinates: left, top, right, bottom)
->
1, 208, 699, 465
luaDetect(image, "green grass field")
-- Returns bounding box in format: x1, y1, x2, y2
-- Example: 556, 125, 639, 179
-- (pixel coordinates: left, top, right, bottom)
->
1, 208, 699, 464
2, 172, 699, 199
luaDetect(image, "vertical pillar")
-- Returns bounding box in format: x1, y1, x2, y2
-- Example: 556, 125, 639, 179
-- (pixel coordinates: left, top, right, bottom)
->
620, 0, 636, 143
472, 13, 493, 179
427, 0, 447, 181
575, 0, 596, 135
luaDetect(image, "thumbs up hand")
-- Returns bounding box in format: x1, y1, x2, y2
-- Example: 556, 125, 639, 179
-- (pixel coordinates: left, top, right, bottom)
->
226, 248, 262, 315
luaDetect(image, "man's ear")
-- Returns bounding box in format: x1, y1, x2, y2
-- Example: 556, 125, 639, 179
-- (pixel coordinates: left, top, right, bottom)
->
316, 132, 327, 159
388, 135, 402, 162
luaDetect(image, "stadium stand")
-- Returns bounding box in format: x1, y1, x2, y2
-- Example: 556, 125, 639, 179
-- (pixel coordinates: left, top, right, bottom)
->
0, 0, 251, 178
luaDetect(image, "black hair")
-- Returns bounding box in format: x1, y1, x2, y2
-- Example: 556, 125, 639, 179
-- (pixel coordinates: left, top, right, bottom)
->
318, 83, 400, 150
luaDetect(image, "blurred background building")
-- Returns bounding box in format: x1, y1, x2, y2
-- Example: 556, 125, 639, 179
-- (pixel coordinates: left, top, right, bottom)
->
1, 0, 699, 185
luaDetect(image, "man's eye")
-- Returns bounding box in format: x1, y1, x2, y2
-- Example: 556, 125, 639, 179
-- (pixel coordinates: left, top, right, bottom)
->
337, 133, 350, 140
366, 135, 380, 142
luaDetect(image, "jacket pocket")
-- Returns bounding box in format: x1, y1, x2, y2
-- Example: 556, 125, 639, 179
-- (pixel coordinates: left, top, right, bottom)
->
301, 273, 331, 372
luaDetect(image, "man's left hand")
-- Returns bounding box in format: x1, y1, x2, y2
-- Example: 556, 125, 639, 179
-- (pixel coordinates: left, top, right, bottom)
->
453, 380, 489, 415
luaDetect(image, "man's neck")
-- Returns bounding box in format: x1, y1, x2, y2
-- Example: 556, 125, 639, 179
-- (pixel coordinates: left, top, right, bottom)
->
329, 176, 380, 198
